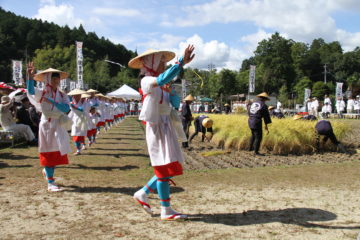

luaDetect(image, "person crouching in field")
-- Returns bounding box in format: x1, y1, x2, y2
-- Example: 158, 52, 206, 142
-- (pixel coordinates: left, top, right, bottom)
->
247, 92, 272, 156
294, 115, 348, 154
26, 63, 72, 192
315, 120, 348, 154
130, 45, 195, 220
189, 115, 213, 143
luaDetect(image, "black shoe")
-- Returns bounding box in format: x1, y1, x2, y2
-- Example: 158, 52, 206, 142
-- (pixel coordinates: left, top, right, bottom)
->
254, 152, 265, 156
182, 142, 189, 148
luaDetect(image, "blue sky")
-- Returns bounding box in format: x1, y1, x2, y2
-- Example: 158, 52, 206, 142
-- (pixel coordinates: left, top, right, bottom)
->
1, 0, 360, 70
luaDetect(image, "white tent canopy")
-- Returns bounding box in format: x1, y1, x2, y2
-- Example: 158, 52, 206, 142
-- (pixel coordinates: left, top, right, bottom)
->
107, 84, 141, 100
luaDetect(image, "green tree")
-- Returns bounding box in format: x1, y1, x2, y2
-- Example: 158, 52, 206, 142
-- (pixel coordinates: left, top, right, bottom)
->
311, 81, 328, 100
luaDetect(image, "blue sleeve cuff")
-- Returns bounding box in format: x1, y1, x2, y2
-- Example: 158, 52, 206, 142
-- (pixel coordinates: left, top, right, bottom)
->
156, 60, 183, 86
27, 79, 35, 95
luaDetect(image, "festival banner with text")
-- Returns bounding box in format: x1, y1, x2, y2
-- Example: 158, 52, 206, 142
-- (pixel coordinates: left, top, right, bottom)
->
12, 60, 22, 86
249, 65, 256, 93
76, 41, 84, 89
336, 82, 343, 98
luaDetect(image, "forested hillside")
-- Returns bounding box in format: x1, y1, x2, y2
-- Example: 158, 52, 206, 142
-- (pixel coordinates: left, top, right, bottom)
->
0, 7, 138, 93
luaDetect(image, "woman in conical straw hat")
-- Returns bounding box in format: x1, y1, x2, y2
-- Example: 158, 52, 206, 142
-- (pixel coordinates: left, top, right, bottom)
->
95, 93, 106, 133
68, 89, 90, 155
26, 62, 71, 192
130, 45, 195, 220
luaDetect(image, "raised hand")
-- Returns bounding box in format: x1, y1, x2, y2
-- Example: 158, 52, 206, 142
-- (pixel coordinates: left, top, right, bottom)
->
183, 45, 195, 65
27, 62, 36, 79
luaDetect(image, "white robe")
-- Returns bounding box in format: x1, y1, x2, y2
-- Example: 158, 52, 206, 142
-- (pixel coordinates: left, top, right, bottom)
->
68, 100, 89, 136
140, 76, 184, 167
27, 87, 71, 155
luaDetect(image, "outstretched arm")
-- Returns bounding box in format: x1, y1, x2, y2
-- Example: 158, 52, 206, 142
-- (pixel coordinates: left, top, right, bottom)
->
154, 45, 195, 87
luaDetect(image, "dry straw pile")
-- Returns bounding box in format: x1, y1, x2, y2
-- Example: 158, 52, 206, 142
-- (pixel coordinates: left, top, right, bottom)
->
192, 114, 350, 155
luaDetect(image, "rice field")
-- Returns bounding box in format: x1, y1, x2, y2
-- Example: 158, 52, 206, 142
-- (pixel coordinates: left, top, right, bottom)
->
192, 114, 350, 155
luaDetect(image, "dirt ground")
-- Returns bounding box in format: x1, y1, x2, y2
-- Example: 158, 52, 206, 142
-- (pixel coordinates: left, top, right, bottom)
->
0, 117, 359, 240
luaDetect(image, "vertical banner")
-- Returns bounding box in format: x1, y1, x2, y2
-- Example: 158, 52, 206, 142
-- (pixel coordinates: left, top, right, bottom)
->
304, 88, 311, 111
12, 60, 22, 86
304, 88, 311, 102
60, 79, 67, 90
336, 82, 343, 98
70, 81, 76, 91
76, 41, 84, 89
182, 79, 187, 99
249, 65, 256, 93
37, 81, 44, 90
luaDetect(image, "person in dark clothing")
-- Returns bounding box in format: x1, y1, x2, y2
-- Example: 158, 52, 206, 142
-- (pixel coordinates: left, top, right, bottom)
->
248, 92, 272, 156
315, 120, 347, 153
181, 94, 194, 148
224, 104, 231, 114
189, 115, 213, 142
16, 95, 39, 138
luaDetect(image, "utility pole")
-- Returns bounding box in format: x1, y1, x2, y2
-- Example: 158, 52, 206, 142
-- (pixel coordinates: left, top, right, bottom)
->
324, 64, 327, 84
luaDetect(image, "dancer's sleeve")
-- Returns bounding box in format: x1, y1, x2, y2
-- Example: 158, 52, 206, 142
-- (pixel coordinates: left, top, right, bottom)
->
156, 57, 184, 86
47, 98, 70, 113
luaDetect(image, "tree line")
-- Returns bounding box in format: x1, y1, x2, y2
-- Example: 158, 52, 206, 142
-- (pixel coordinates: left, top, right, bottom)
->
186, 33, 360, 106
1, 8, 360, 105
0, 7, 138, 93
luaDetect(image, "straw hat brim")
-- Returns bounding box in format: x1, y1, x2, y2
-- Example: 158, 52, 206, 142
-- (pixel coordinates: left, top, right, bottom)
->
95, 93, 105, 97
128, 49, 176, 69
68, 89, 87, 96
87, 89, 98, 93
81, 93, 91, 98
184, 95, 195, 101
202, 118, 213, 128
34, 68, 68, 82
256, 92, 270, 100
293, 115, 303, 120
268, 106, 275, 110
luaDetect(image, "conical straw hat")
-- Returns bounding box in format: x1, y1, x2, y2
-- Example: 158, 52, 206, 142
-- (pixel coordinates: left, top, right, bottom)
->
67, 89, 87, 96
256, 92, 270, 100
128, 49, 175, 69
202, 118, 213, 128
184, 94, 195, 101
34, 68, 68, 82
81, 93, 91, 98
87, 89, 98, 93
293, 114, 303, 120
95, 93, 105, 97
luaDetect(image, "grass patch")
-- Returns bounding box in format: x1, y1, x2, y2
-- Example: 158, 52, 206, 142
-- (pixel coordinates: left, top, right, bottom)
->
200, 150, 231, 157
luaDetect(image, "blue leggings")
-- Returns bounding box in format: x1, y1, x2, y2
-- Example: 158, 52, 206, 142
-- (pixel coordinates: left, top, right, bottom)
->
44, 166, 55, 183
75, 142, 81, 151
142, 175, 172, 207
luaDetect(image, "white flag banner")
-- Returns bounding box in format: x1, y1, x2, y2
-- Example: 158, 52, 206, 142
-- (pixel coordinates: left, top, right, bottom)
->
304, 88, 311, 102
336, 82, 343, 98
37, 81, 44, 90
76, 41, 84, 89
70, 81, 76, 90
60, 79, 67, 90
249, 65, 256, 93
12, 60, 22, 86
181, 79, 187, 99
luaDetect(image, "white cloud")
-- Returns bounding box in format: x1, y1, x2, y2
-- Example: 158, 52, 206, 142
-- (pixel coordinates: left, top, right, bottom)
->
93, 7, 141, 17
169, 0, 360, 51
138, 33, 186, 51
240, 29, 273, 56
33, 0, 82, 28
171, 34, 245, 71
